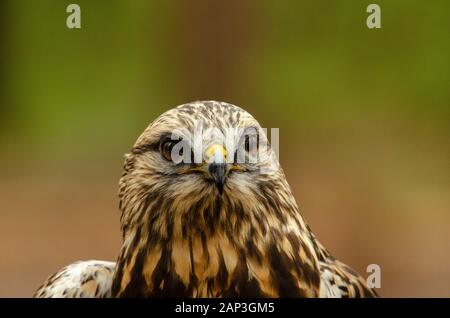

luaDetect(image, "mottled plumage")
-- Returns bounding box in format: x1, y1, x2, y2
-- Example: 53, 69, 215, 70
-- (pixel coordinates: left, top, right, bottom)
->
35, 101, 377, 298
34, 260, 115, 298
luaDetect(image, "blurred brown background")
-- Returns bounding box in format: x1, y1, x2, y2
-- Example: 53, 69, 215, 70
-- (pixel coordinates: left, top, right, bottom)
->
0, 0, 449, 297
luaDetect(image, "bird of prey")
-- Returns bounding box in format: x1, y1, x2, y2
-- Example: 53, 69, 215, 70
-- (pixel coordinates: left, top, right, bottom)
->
34, 101, 377, 298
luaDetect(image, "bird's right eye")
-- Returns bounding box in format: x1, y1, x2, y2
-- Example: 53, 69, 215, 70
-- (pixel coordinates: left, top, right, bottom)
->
160, 139, 177, 161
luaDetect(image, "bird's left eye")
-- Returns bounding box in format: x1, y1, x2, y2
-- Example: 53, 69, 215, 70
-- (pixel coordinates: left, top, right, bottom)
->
244, 134, 258, 153
244, 135, 250, 153
160, 140, 177, 161
234, 131, 259, 163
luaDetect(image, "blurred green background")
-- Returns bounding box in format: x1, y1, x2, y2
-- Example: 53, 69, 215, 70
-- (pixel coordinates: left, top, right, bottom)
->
0, 0, 449, 297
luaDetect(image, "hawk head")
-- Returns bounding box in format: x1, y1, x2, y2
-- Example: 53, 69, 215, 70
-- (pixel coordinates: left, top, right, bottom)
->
112, 101, 322, 297
118, 101, 287, 235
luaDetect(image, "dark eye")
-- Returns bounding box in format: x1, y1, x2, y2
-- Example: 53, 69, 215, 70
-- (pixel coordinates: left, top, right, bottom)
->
234, 131, 259, 164
244, 134, 258, 153
244, 135, 250, 152
160, 139, 177, 161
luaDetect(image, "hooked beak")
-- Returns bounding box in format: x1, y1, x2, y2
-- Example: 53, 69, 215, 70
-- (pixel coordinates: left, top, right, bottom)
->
177, 143, 247, 194
208, 162, 227, 195
205, 144, 228, 195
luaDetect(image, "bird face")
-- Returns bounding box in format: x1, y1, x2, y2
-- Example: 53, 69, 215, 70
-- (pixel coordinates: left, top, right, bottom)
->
118, 101, 283, 238
140, 105, 276, 191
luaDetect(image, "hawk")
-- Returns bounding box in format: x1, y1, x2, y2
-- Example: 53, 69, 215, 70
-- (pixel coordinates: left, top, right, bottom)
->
35, 101, 377, 298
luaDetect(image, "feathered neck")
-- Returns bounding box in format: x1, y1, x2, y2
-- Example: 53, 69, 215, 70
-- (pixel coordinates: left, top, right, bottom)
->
112, 176, 323, 297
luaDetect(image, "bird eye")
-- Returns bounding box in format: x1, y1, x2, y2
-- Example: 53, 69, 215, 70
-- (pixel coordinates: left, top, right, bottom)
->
244, 135, 250, 153
160, 139, 177, 161
235, 131, 259, 164
244, 134, 258, 153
